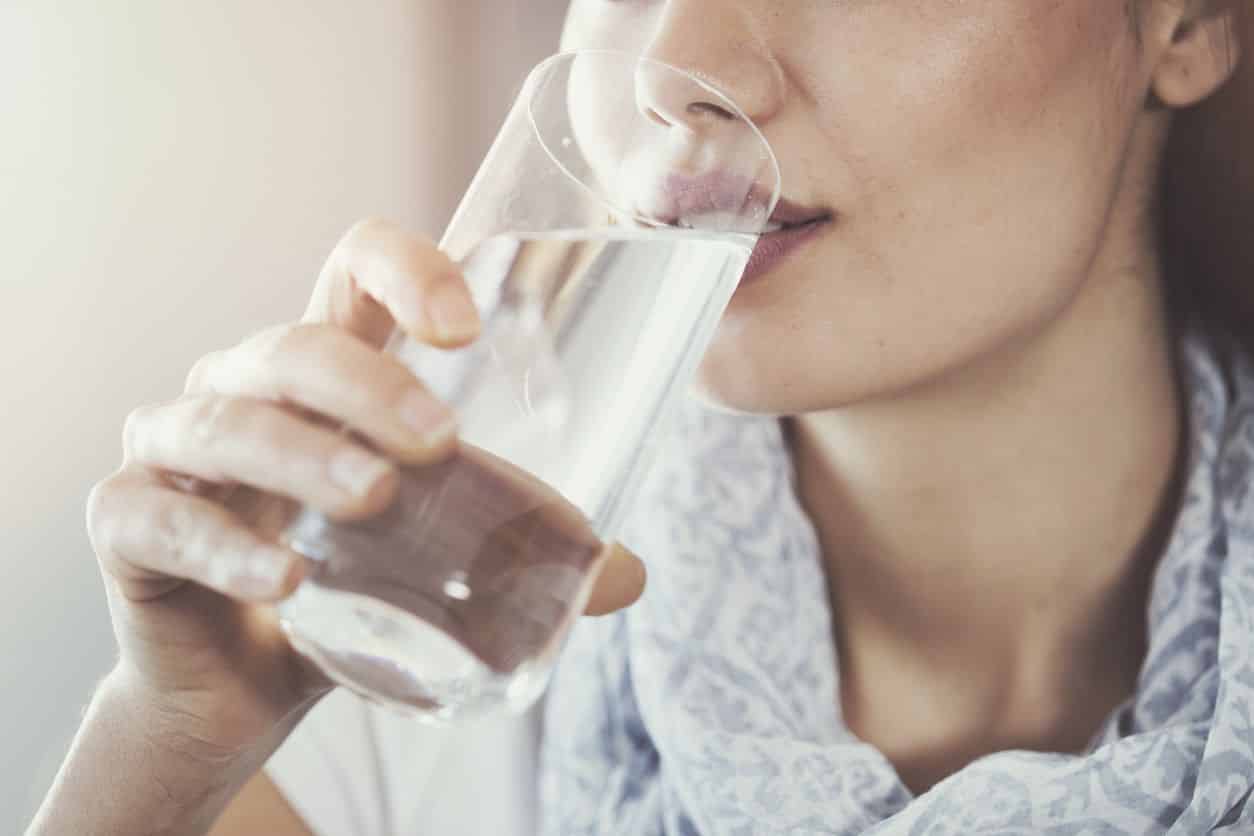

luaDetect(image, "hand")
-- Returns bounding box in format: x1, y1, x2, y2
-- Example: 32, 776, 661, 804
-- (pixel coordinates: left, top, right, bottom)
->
86, 218, 647, 761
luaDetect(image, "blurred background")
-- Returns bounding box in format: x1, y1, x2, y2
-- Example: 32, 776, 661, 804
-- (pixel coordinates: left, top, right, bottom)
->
1, 1, 565, 830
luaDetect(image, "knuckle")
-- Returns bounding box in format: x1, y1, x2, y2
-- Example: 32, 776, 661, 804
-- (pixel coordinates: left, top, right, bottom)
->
183, 349, 221, 394
244, 406, 308, 469
186, 393, 249, 451
150, 496, 214, 569
248, 321, 322, 368
85, 472, 123, 550
335, 217, 397, 272
342, 216, 395, 250
122, 403, 158, 460
344, 217, 448, 285
147, 510, 187, 570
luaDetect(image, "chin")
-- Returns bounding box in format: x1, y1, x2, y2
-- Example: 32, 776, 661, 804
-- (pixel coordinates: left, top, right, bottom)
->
691, 359, 814, 418
692, 327, 934, 417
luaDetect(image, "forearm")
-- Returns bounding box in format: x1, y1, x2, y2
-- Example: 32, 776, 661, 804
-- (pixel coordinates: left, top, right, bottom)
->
26, 669, 300, 836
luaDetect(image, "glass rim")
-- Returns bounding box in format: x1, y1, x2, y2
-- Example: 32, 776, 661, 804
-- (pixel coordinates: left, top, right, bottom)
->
524, 48, 783, 237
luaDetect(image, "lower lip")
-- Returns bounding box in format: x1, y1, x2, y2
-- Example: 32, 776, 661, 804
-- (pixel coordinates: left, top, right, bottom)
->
740, 219, 831, 286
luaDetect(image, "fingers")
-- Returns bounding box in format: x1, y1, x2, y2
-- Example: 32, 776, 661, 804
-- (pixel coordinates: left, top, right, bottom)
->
185, 321, 457, 465
87, 467, 305, 603
303, 217, 481, 349
124, 394, 399, 521
583, 543, 647, 616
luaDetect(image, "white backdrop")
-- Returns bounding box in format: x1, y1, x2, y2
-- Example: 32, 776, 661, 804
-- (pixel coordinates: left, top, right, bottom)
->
1, 2, 564, 830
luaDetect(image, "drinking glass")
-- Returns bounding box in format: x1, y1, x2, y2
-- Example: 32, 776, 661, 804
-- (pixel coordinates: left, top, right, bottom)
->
277, 49, 781, 723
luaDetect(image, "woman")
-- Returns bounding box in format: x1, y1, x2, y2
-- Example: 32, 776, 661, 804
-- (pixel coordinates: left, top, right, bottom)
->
28, 1, 1254, 833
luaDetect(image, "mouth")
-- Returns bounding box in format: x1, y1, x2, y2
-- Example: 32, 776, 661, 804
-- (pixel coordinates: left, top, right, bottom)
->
759, 197, 833, 234
740, 198, 833, 286
642, 173, 831, 236
636, 171, 780, 233
632, 171, 833, 285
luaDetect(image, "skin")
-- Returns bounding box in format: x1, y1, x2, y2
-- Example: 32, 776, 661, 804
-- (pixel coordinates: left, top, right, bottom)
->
28, 220, 647, 836
26, 1, 1246, 834
564, 0, 1239, 791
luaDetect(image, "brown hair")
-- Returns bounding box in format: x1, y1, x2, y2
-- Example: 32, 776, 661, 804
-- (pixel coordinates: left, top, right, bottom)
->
1162, 5, 1254, 346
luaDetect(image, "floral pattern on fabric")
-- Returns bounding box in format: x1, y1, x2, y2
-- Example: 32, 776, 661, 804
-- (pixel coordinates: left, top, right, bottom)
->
541, 327, 1254, 835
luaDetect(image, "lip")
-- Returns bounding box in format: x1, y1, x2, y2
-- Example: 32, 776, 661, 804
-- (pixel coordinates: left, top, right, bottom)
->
642, 169, 829, 225
741, 214, 832, 286
636, 171, 776, 232
635, 170, 832, 284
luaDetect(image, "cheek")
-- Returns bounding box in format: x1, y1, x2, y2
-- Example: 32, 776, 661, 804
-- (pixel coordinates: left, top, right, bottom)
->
700, 3, 1145, 413
815, 2, 1133, 199
858, 7, 1136, 302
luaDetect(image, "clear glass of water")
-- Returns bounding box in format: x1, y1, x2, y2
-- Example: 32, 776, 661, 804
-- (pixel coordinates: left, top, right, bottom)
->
277, 49, 781, 723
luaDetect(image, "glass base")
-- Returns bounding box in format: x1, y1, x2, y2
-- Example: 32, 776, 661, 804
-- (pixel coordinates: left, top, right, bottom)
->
278, 583, 554, 724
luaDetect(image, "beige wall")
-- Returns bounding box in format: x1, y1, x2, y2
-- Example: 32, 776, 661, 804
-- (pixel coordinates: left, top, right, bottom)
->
1, 2, 564, 828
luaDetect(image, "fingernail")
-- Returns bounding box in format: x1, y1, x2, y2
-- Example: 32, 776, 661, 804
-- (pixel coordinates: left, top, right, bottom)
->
426, 287, 480, 342
329, 448, 392, 496
399, 391, 458, 446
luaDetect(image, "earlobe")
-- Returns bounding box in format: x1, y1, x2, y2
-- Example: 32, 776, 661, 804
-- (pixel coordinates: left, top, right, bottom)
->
1151, 5, 1242, 108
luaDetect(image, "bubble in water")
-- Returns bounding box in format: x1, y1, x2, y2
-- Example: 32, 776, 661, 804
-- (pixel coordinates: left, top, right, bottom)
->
443, 572, 472, 601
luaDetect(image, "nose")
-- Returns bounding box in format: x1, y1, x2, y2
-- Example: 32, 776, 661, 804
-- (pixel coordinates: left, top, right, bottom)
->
635, 0, 785, 132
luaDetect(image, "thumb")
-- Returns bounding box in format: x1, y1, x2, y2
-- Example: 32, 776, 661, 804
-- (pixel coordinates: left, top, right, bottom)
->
302, 218, 480, 350
583, 542, 647, 616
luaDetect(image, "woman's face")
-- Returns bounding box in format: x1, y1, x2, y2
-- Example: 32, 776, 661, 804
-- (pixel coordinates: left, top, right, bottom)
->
561, 1, 1163, 414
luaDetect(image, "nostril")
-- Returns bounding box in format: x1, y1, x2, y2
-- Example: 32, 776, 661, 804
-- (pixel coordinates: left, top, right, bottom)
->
644, 106, 671, 128
641, 100, 737, 130
687, 100, 736, 121
635, 55, 756, 132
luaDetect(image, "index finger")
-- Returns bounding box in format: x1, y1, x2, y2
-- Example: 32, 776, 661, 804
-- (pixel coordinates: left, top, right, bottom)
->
303, 217, 482, 349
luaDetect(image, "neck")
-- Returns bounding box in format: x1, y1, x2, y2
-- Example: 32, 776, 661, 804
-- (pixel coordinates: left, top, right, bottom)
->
790, 156, 1185, 772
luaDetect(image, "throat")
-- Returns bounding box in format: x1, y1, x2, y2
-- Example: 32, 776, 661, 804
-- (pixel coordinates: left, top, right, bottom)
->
782, 366, 1182, 793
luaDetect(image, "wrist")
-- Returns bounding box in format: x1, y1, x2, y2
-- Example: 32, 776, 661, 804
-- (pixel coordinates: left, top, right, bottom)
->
101, 665, 253, 774
100, 665, 256, 783
27, 669, 259, 836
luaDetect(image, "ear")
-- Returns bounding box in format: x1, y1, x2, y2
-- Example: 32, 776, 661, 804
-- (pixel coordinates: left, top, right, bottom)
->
1150, 0, 1242, 108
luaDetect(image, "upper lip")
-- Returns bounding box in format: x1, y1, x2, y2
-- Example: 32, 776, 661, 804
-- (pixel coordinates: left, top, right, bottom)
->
638, 170, 831, 233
